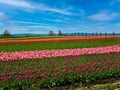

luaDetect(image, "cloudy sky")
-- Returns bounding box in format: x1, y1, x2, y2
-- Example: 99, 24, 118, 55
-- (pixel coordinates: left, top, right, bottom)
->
0, 0, 120, 34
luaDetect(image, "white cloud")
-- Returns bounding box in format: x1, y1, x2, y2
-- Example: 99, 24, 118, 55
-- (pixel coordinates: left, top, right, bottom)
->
88, 11, 118, 21
0, 0, 73, 15
42, 8, 72, 15
115, 23, 120, 27
0, 12, 5, 17
95, 26, 107, 28
0, 12, 9, 20
0, 0, 34, 9
15, 21, 46, 25
42, 17, 64, 22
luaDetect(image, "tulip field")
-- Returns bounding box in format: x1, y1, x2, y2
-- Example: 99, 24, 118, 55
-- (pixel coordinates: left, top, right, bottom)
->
0, 36, 120, 89
0, 36, 120, 52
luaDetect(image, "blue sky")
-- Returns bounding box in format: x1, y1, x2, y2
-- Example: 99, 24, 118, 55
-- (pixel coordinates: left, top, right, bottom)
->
0, 0, 120, 34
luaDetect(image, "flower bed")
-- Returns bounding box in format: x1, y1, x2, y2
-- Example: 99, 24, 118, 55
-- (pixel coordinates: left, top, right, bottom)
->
0, 36, 119, 44
0, 45, 120, 61
0, 52, 120, 89
0, 36, 120, 89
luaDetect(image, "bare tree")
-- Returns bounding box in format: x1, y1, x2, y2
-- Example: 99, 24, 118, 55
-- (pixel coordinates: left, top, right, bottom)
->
3, 30, 11, 36
77, 32, 80, 36
49, 30, 55, 36
58, 30, 63, 36
81, 33, 84, 36
100, 32, 102, 36
85, 32, 87, 36
92, 32, 94, 36
105, 32, 107, 36
95, 32, 98, 36
112, 31, 115, 36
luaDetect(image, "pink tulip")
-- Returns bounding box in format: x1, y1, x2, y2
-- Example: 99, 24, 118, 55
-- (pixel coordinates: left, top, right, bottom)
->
0, 45, 120, 61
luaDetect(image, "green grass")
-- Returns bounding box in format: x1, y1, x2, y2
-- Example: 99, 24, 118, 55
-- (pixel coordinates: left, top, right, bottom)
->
0, 36, 67, 40
0, 39, 120, 52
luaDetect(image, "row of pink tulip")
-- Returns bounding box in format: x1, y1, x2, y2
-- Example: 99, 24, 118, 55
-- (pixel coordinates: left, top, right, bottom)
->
0, 45, 120, 61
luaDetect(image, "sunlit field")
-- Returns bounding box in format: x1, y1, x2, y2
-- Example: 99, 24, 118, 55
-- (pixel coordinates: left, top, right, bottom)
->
0, 36, 120, 89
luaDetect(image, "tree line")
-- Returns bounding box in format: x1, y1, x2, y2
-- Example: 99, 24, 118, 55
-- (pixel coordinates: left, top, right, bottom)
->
49, 30, 63, 36
1, 30, 119, 37
1, 30, 64, 36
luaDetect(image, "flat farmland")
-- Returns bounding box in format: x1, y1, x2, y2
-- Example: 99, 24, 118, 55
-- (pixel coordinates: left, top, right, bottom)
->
0, 36, 120, 89
0, 36, 120, 52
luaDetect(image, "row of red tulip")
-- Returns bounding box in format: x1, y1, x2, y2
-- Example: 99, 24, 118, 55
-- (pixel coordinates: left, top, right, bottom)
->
1, 59, 120, 83
0, 36, 119, 44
